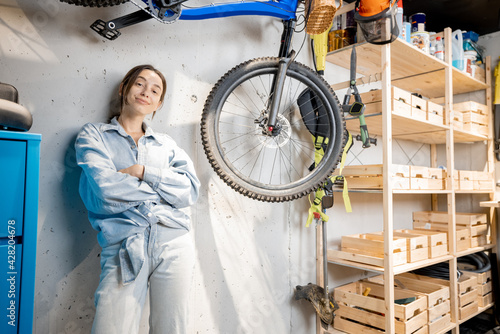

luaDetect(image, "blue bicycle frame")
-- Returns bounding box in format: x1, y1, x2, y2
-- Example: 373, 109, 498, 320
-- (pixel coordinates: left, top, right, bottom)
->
146, 0, 300, 21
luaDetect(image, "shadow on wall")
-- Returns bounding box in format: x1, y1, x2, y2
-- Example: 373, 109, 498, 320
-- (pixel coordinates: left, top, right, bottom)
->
35, 133, 100, 332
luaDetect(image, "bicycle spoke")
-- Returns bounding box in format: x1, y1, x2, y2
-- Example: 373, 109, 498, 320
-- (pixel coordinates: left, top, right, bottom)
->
202, 58, 344, 201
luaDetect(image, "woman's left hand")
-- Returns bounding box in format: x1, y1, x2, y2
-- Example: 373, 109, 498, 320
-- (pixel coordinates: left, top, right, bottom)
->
119, 164, 145, 180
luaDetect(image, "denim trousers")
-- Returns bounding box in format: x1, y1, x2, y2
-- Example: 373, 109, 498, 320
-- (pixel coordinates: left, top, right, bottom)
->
91, 225, 194, 334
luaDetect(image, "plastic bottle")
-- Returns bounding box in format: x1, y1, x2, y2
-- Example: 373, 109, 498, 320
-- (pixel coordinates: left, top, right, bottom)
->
397, 0, 404, 40
434, 36, 444, 61
404, 20, 412, 43
429, 32, 436, 56
452, 29, 464, 71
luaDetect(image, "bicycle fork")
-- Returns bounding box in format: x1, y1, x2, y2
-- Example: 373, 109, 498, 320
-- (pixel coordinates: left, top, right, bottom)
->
264, 20, 296, 135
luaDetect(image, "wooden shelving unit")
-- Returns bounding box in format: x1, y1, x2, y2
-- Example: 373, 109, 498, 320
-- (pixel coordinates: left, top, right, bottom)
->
322, 28, 496, 334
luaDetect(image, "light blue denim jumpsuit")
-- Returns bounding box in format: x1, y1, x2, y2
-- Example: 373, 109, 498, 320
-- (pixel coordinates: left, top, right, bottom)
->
75, 117, 200, 334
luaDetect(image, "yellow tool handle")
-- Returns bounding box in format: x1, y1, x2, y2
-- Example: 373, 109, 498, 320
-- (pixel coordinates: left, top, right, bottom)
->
311, 22, 333, 73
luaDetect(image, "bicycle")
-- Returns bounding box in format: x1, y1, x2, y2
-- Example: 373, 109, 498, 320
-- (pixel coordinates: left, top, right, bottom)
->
60, 0, 347, 203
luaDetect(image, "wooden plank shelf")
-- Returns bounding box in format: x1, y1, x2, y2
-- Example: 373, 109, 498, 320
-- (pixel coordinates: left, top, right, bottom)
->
393, 189, 451, 195
456, 190, 496, 194
320, 29, 495, 334
326, 38, 488, 99
326, 322, 456, 334
346, 111, 488, 144
327, 250, 453, 275
456, 244, 495, 257
458, 303, 494, 324
479, 201, 500, 207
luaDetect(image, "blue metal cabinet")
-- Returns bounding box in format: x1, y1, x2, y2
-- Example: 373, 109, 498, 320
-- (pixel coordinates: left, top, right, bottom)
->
0, 131, 41, 334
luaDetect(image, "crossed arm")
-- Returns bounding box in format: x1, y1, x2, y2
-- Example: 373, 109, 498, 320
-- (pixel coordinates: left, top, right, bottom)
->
75, 124, 200, 215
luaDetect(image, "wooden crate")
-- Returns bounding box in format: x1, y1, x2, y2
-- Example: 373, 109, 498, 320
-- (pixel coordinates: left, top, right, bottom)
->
461, 270, 494, 307
353, 86, 412, 105
411, 166, 446, 190
366, 274, 450, 326
378, 231, 429, 263
428, 304, 451, 334
413, 211, 489, 250
415, 211, 488, 225
398, 273, 477, 294
454, 101, 489, 114
337, 233, 408, 267
393, 275, 450, 308
395, 229, 448, 258
473, 171, 494, 191
427, 101, 445, 125
459, 301, 479, 320
334, 280, 428, 334
398, 273, 478, 321
337, 165, 447, 191
411, 95, 427, 111
363, 99, 413, 117
367, 274, 450, 333
336, 164, 410, 190
452, 170, 493, 191
462, 111, 488, 134
354, 86, 413, 119
478, 293, 494, 307
411, 95, 428, 121
463, 122, 489, 136
461, 270, 491, 285
412, 221, 471, 252
457, 170, 474, 190
453, 111, 464, 130
394, 275, 450, 334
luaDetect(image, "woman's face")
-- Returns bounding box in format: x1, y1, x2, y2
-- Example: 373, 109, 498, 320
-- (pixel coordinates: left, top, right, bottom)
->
122, 69, 164, 117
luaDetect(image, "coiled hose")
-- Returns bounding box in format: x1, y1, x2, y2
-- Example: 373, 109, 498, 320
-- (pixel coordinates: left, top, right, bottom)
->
412, 251, 491, 280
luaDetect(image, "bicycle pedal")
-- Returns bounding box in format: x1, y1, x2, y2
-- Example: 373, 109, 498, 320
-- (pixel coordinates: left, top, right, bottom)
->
90, 19, 121, 41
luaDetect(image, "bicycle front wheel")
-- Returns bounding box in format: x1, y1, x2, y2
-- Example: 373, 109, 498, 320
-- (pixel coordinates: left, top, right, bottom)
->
201, 57, 346, 202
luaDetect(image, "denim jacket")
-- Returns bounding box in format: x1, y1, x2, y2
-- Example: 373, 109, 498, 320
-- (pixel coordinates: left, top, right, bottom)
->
75, 117, 200, 284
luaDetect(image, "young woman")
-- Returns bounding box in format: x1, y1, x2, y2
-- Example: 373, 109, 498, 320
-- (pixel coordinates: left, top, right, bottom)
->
75, 64, 200, 333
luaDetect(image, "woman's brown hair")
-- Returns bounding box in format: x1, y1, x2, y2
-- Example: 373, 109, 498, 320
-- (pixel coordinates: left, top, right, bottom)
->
119, 64, 167, 118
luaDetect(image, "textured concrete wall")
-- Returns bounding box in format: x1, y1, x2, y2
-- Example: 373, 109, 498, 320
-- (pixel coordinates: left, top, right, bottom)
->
2, 1, 498, 333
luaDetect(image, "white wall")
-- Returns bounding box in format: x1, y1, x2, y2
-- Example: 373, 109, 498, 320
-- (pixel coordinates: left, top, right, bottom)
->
2, 0, 499, 332
1, 1, 322, 333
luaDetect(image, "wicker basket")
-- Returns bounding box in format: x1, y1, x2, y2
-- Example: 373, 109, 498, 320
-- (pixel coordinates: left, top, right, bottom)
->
305, 0, 342, 35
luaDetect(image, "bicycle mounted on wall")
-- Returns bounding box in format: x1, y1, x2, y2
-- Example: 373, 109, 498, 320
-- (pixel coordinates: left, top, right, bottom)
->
61, 0, 350, 203
60, 0, 394, 203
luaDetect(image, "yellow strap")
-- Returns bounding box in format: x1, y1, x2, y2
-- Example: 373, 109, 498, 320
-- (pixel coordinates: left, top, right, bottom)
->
338, 132, 352, 175
306, 189, 329, 227
338, 132, 352, 213
313, 135, 328, 166
306, 132, 353, 227
342, 177, 352, 213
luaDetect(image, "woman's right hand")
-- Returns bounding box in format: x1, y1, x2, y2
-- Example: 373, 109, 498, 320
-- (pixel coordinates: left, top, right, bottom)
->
119, 164, 145, 180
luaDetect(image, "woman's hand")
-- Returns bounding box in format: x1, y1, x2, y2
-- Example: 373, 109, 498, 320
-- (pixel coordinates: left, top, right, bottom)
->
119, 164, 145, 180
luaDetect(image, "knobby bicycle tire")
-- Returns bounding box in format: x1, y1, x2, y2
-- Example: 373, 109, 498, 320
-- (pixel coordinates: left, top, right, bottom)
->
201, 57, 346, 202
59, 0, 128, 7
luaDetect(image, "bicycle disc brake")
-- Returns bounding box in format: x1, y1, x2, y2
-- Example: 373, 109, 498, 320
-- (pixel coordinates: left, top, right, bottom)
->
145, 0, 184, 22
